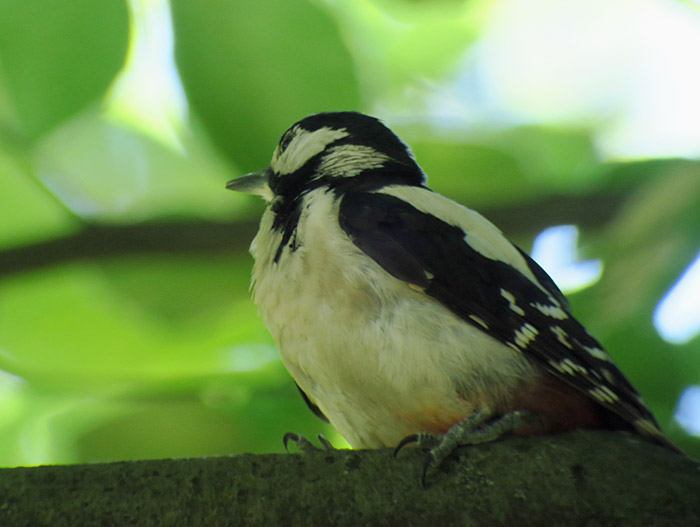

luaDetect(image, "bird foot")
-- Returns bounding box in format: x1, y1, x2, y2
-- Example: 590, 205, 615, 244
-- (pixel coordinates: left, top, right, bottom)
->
395, 410, 533, 486
283, 432, 335, 453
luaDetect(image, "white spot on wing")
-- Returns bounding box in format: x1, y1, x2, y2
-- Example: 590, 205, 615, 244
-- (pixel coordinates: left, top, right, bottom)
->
550, 326, 573, 349
469, 314, 489, 330
583, 345, 610, 361
549, 358, 587, 375
588, 386, 619, 403
501, 289, 525, 316
514, 323, 538, 348
532, 302, 569, 320
635, 418, 663, 437
599, 385, 619, 402
601, 368, 616, 384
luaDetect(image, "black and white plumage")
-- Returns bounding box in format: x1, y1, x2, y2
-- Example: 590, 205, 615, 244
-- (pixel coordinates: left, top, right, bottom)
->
227, 111, 678, 455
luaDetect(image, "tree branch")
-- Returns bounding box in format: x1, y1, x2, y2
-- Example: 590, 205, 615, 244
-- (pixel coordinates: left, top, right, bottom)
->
1, 431, 698, 526
0, 192, 624, 278
0, 220, 257, 277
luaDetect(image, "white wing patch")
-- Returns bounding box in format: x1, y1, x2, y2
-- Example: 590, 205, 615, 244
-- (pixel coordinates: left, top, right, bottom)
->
601, 368, 617, 384
272, 126, 350, 175
514, 323, 538, 349
588, 386, 620, 403
550, 325, 573, 349
583, 345, 610, 361
501, 288, 525, 316
549, 358, 588, 376
376, 185, 547, 292
469, 314, 490, 330
532, 301, 568, 320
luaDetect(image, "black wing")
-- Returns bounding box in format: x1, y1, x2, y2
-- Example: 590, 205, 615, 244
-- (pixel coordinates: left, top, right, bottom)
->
296, 383, 329, 423
338, 191, 661, 434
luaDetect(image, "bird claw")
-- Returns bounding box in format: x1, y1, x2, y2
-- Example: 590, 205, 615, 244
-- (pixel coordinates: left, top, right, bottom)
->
393, 432, 443, 487
283, 432, 334, 453
393, 434, 419, 457
400, 410, 533, 486
421, 454, 435, 489
393, 433, 440, 458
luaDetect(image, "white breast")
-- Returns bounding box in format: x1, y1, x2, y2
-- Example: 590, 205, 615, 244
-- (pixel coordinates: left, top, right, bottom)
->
250, 189, 537, 447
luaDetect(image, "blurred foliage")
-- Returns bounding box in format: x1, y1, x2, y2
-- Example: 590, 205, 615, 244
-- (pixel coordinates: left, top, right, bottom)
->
0, 0, 129, 140
0, 0, 698, 467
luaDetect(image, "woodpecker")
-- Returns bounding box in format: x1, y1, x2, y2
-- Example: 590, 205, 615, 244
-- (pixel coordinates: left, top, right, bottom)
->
226, 112, 680, 473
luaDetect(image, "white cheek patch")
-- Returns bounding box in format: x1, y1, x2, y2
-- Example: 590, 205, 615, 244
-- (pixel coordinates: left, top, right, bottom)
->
272, 126, 350, 175
317, 145, 388, 177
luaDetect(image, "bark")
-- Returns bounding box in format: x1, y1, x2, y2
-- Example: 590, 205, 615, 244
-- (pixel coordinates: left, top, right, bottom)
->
0, 430, 698, 527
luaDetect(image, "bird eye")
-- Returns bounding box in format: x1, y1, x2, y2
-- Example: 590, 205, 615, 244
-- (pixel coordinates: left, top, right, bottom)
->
280, 136, 292, 153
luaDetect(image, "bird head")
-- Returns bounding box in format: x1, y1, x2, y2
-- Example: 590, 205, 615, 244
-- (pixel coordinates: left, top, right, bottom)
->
226, 112, 425, 201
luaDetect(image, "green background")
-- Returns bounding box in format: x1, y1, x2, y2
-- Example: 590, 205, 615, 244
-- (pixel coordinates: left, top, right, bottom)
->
0, 0, 698, 466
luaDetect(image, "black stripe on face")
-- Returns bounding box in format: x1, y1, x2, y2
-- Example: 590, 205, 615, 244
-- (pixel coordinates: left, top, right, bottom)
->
269, 160, 425, 264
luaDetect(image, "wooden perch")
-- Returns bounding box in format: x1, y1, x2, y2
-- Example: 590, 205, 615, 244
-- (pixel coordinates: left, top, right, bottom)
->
0, 430, 698, 527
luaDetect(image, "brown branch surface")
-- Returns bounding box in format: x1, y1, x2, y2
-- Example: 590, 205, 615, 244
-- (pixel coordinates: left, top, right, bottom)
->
0, 431, 698, 527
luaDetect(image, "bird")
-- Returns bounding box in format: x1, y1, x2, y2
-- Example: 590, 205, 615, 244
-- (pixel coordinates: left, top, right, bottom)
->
226, 111, 681, 477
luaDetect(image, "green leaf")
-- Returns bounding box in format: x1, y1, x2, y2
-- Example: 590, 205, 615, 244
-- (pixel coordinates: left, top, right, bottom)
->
0, 255, 264, 385
170, 0, 361, 170
569, 165, 700, 456
0, 143, 78, 248
410, 140, 524, 207
35, 110, 239, 223
0, 0, 128, 139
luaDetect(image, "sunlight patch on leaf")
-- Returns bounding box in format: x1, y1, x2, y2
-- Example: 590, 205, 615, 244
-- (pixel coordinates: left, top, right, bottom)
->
105, 0, 188, 151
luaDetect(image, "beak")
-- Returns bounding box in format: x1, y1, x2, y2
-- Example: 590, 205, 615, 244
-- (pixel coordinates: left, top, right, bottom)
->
226, 168, 273, 200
